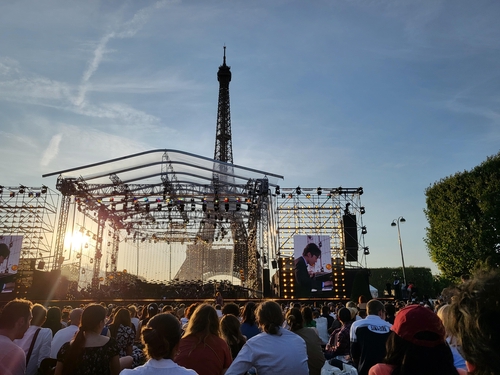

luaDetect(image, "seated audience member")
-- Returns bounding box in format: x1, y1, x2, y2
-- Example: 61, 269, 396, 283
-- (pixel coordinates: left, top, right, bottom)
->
0, 299, 32, 375
302, 306, 316, 328
221, 302, 240, 317
225, 301, 309, 375
313, 309, 330, 345
321, 305, 334, 333
14, 303, 53, 375
325, 307, 353, 361
121, 313, 196, 375
220, 314, 246, 359
240, 302, 261, 339
127, 305, 140, 333
436, 304, 466, 370
43, 306, 64, 337
350, 299, 392, 375
55, 304, 120, 375
384, 303, 396, 325
108, 308, 135, 369
51, 308, 83, 359
286, 307, 325, 375
175, 304, 232, 375
448, 269, 500, 375
369, 304, 465, 375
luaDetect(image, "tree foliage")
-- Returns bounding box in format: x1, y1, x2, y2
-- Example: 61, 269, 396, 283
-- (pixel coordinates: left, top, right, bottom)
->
424, 152, 500, 280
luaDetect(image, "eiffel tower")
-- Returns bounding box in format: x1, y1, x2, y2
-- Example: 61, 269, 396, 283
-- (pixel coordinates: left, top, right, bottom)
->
174, 48, 257, 287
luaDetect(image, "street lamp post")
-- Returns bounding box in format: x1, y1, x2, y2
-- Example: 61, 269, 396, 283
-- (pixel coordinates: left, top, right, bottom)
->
391, 216, 407, 286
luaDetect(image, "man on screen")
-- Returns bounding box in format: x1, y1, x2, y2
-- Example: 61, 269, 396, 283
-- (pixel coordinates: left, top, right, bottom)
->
294, 243, 332, 298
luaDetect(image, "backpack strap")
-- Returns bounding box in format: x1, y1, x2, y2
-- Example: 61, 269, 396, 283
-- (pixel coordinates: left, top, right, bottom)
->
26, 327, 41, 365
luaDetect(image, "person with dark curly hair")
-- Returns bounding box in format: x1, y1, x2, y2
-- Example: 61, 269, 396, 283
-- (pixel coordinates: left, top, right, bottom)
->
447, 269, 500, 375
225, 301, 308, 375
121, 313, 196, 375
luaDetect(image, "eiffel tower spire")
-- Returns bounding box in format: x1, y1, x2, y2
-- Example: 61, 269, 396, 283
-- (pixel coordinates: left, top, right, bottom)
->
214, 46, 233, 164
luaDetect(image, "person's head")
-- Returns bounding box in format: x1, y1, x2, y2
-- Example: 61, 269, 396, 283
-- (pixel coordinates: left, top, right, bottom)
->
31, 304, 47, 326
142, 313, 182, 360
0, 299, 32, 339
0, 243, 10, 265
222, 302, 240, 317
162, 304, 174, 314
184, 303, 199, 319
321, 305, 330, 316
220, 314, 244, 345
383, 304, 456, 375
146, 303, 158, 319
81, 304, 106, 332
285, 307, 304, 332
241, 302, 257, 325
183, 303, 220, 340
69, 308, 83, 326
448, 269, 500, 375
302, 243, 321, 266
358, 295, 367, 304
301, 306, 314, 324
384, 303, 396, 317
337, 307, 352, 325
256, 301, 283, 335
46, 306, 62, 323
127, 305, 137, 318
367, 299, 385, 318
109, 307, 132, 337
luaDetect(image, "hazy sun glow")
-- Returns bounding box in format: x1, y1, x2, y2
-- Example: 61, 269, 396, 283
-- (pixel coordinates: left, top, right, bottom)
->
64, 231, 86, 250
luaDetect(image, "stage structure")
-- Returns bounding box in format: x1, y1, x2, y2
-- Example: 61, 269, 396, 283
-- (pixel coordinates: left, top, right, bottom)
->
274, 187, 368, 299
0, 185, 59, 294
43, 150, 283, 293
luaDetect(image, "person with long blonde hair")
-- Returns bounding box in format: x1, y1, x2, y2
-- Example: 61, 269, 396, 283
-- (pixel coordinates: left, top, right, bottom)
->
174, 304, 232, 375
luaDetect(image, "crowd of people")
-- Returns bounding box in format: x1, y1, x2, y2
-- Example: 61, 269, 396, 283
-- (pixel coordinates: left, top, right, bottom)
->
0, 268, 499, 375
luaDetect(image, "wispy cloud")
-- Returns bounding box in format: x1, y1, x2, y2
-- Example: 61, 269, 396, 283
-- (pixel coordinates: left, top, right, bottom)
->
41, 133, 63, 166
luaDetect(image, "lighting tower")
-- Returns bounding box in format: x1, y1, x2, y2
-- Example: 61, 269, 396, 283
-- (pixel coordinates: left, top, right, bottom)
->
214, 46, 233, 163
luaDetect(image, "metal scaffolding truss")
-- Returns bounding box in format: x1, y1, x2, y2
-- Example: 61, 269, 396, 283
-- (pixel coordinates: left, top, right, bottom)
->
43, 149, 283, 290
0, 185, 58, 273
275, 186, 368, 267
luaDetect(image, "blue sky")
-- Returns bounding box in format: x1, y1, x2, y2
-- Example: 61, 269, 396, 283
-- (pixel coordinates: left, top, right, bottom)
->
0, 0, 499, 274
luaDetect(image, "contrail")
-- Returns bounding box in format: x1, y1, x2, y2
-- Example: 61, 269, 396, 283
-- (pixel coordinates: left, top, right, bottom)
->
75, 0, 172, 108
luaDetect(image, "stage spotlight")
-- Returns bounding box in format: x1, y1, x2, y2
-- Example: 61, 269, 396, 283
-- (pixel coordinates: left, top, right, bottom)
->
296, 186, 301, 195
41, 185, 47, 194
361, 226, 367, 234
275, 186, 280, 195
317, 187, 322, 195
360, 206, 366, 215
0, 186, 3, 194
363, 246, 370, 255
288, 193, 293, 199
358, 187, 364, 195
306, 193, 311, 199
19, 186, 25, 194
28, 192, 34, 198
236, 197, 241, 211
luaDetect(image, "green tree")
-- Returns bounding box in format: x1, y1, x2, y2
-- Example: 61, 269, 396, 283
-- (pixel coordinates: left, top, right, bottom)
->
424, 152, 500, 280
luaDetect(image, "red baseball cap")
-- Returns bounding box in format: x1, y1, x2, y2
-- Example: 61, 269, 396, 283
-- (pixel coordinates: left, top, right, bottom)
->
391, 305, 445, 347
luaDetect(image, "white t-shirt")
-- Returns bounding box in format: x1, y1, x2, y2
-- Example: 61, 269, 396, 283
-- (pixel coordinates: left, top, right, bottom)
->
0, 334, 26, 375
50, 325, 79, 359
14, 325, 52, 375
226, 328, 309, 375
121, 358, 198, 375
